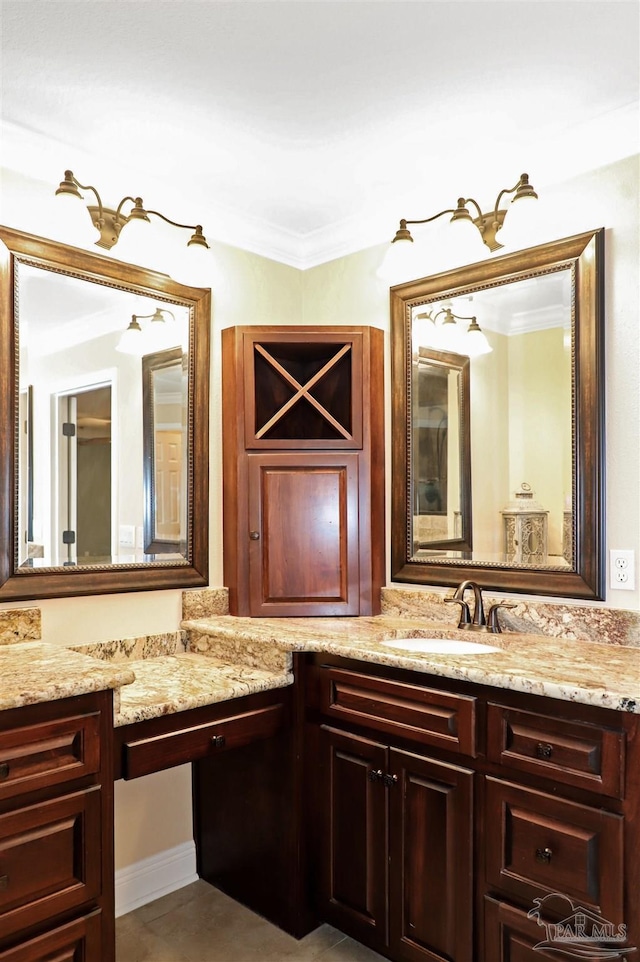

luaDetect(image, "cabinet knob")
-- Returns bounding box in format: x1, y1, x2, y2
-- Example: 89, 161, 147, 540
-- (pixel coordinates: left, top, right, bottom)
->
0, 763, 9, 781
535, 847, 553, 864
382, 773, 399, 787
211, 735, 226, 749
536, 742, 554, 760
368, 769, 383, 783
249, 531, 260, 541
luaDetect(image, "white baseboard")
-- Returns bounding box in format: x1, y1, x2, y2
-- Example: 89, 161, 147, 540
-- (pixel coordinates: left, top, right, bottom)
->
115, 840, 198, 918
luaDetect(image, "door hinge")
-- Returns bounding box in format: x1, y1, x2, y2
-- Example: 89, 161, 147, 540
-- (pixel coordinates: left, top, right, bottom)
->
62, 422, 76, 437
62, 530, 76, 544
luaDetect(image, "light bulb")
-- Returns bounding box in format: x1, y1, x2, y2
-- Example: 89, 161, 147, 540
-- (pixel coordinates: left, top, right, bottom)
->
54, 192, 101, 248
465, 319, 492, 357
377, 235, 417, 284
115, 317, 146, 356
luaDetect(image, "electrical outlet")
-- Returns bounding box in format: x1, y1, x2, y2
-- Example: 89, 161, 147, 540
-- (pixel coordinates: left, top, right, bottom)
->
119, 524, 135, 547
610, 549, 635, 591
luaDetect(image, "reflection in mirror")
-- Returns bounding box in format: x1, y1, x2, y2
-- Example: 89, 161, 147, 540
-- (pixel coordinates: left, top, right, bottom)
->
17, 263, 190, 567
143, 348, 187, 554
392, 230, 604, 600
0, 226, 210, 601
411, 348, 471, 553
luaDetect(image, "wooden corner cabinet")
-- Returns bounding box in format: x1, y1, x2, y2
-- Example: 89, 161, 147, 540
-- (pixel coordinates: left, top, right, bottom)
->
222, 326, 385, 616
0, 690, 114, 962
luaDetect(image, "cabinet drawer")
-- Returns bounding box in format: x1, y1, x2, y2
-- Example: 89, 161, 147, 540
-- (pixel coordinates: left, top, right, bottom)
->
0, 908, 102, 961
318, 667, 477, 756
0, 788, 101, 941
487, 703, 624, 797
0, 713, 101, 802
123, 701, 287, 779
485, 777, 623, 924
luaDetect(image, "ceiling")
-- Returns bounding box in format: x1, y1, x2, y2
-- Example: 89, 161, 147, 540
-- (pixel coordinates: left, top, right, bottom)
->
1, 1, 638, 268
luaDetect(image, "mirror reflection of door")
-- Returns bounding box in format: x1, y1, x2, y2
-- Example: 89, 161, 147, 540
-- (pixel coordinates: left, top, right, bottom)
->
142, 348, 186, 555
56, 385, 112, 564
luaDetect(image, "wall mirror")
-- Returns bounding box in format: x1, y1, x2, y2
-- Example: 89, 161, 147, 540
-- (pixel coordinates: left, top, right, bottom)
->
0, 225, 210, 600
391, 229, 604, 600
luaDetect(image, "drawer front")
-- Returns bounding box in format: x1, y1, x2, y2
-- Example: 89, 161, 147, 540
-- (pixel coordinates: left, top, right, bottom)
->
123, 701, 287, 779
483, 896, 634, 962
485, 777, 624, 924
319, 667, 476, 756
0, 713, 101, 803
0, 788, 101, 941
487, 703, 624, 797
0, 908, 102, 961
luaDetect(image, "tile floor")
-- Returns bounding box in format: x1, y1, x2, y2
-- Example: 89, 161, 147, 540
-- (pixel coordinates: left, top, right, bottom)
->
116, 880, 387, 962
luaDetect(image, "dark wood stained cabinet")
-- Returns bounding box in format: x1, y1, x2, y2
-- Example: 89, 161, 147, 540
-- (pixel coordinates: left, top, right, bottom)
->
0, 691, 114, 962
222, 327, 385, 616
302, 655, 640, 962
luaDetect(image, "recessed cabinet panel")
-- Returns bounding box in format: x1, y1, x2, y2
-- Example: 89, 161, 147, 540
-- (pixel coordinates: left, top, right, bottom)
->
389, 750, 474, 962
248, 455, 360, 616
319, 726, 388, 948
0, 712, 101, 802
0, 787, 102, 941
485, 777, 624, 924
0, 909, 103, 962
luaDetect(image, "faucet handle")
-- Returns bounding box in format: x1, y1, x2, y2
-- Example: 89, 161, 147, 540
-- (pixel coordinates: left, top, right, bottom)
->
444, 597, 472, 627
486, 603, 516, 633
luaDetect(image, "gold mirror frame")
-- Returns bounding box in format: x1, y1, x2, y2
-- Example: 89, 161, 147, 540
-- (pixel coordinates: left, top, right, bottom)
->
391, 229, 605, 600
0, 226, 210, 601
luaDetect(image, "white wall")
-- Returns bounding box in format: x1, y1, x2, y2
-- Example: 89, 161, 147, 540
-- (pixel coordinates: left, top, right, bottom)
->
1, 155, 638, 879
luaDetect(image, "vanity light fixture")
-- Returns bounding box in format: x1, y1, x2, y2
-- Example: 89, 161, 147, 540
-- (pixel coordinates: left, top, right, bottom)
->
55, 170, 211, 284
380, 173, 538, 280
414, 307, 492, 358
116, 307, 177, 357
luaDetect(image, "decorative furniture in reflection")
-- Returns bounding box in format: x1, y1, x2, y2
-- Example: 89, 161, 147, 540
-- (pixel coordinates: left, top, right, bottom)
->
391, 229, 605, 600
501, 483, 549, 564
563, 510, 574, 566
379, 172, 538, 279
0, 225, 210, 601
222, 326, 384, 616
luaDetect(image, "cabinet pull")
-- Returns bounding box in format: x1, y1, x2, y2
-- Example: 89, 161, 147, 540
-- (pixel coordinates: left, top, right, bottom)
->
0, 763, 9, 780
535, 847, 553, 864
0, 876, 8, 890
368, 769, 383, 783
382, 773, 399, 787
536, 742, 554, 760
249, 531, 260, 541
211, 735, 226, 749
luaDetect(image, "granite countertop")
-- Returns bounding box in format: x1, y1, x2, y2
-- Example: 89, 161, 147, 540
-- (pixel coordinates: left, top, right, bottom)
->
183, 614, 640, 714
113, 653, 293, 727
0, 642, 136, 712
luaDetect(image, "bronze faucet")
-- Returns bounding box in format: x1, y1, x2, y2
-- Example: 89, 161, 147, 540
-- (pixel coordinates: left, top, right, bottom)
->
445, 580, 514, 633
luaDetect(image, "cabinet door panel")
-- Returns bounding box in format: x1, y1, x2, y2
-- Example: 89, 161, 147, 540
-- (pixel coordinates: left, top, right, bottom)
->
319, 726, 388, 949
0, 909, 102, 961
389, 749, 474, 962
0, 788, 101, 940
485, 777, 624, 924
248, 455, 360, 616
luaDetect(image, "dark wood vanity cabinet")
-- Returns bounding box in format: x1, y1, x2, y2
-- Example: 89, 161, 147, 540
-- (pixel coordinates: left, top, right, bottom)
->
308, 661, 475, 962
303, 655, 640, 962
222, 326, 385, 616
0, 690, 114, 962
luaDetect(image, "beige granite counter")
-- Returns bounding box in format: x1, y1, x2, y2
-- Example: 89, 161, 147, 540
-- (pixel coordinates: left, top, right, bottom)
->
183, 615, 640, 714
0, 641, 135, 712
113, 653, 293, 727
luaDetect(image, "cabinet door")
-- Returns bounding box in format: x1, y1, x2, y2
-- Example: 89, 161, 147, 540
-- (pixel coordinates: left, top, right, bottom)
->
389, 749, 474, 962
248, 454, 360, 616
319, 726, 388, 951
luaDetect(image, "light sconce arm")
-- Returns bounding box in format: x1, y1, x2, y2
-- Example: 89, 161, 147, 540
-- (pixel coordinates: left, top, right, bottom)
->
386, 172, 538, 256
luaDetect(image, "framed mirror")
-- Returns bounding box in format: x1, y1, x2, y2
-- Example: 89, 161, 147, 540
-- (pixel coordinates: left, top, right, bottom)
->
0, 225, 210, 600
391, 229, 605, 600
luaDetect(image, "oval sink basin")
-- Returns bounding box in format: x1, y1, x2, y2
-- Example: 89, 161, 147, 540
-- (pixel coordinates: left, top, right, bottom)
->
381, 638, 500, 655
